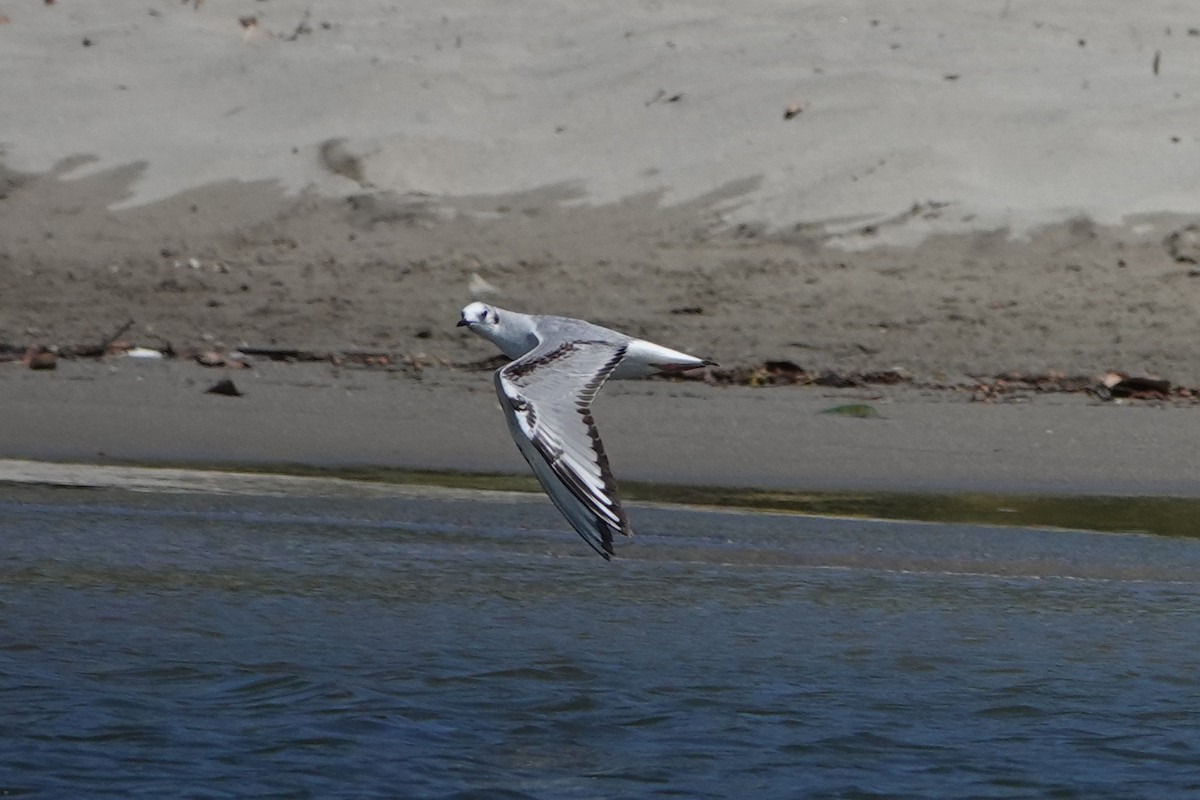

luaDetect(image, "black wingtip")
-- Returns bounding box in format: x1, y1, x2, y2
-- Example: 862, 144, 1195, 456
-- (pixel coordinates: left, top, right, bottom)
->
584, 533, 615, 561
586, 533, 614, 560
572, 528, 615, 560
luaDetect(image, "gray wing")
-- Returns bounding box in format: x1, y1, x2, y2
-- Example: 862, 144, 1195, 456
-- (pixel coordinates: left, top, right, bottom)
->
495, 339, 632, 559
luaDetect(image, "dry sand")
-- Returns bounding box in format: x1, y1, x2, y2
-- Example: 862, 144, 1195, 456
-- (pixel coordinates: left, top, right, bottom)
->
2, 1, 1199, 494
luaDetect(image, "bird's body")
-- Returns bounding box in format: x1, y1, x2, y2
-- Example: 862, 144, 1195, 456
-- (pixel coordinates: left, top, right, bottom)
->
458, 302, 713, 559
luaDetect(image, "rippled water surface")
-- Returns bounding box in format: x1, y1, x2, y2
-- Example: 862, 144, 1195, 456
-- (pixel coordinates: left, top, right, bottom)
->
3, 481, 1200, 799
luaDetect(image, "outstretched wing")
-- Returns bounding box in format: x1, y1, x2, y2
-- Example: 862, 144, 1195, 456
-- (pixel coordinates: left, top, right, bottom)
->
495, 340, 631, 559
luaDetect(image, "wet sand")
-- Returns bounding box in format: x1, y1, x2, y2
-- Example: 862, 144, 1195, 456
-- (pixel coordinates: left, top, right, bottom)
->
2, 359, 1197, 497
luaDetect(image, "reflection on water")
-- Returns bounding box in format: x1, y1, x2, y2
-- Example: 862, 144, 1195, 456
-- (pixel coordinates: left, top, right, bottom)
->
2, 483, 1200, 799
158, 463, 1200, 539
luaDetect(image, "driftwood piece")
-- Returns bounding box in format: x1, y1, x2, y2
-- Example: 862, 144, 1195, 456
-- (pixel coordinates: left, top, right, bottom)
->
72, 319, 135, 358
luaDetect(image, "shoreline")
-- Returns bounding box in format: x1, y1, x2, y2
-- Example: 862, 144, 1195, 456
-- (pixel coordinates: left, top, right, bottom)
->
4, 455, 1200, 541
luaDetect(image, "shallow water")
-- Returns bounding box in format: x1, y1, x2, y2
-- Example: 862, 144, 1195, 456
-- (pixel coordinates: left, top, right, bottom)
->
3, 482, 1200, 799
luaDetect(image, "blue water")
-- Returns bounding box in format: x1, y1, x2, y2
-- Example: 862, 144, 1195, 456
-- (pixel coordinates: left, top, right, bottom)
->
2, 482, 1200, 798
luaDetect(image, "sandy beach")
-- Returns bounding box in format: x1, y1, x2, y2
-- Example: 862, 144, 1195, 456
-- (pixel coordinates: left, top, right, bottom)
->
2, 1, 1199, 496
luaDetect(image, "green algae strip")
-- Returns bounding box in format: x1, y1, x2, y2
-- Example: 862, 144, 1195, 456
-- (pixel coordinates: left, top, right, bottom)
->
137, 462, 1200, 540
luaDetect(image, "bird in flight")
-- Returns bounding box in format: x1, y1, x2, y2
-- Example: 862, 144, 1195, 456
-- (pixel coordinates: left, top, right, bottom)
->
458, 302, 714, 559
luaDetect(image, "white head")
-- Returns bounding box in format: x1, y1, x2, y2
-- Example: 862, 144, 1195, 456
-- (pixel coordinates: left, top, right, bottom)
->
457, 301, 500, 330
457, 302, 539, 359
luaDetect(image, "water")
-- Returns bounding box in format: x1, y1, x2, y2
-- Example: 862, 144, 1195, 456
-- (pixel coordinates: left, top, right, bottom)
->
3, 480, 1200, 799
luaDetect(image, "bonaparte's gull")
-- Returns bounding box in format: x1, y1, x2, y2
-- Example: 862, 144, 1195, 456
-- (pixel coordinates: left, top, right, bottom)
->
458, 302, 714, 559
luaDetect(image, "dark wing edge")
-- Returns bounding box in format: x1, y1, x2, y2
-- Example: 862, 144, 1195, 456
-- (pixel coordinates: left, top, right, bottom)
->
495, 341, 631, 559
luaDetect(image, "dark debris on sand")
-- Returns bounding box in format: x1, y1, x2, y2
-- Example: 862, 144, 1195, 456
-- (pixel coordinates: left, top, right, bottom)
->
1, 339, 1195, 404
